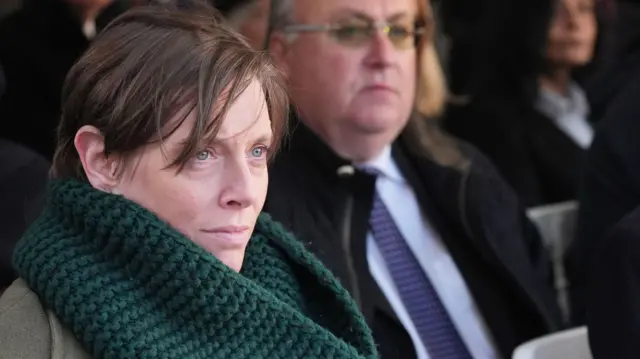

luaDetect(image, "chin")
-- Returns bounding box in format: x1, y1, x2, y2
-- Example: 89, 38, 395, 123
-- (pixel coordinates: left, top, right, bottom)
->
352, 108, 403, 131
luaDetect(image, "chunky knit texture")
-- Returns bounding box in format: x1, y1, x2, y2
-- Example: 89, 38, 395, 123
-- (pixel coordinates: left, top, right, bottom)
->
13, 180, 378, 359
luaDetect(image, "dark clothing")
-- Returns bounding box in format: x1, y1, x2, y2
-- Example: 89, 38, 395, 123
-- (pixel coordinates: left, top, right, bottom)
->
265, 116, 563, 359
443, 98, 587, 207
211, 0, 252, 16
0, 140, 49, 289
565, 59, 640, 325
585, 0, 640, 125
440, 0, 595, 208
0, 0, 128, 159
440, 0, 553, 98
587, 205, 640, 359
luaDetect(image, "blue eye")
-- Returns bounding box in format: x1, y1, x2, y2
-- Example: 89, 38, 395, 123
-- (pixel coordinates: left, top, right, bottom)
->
195, 150, 211, 161
251, 146, 268, 158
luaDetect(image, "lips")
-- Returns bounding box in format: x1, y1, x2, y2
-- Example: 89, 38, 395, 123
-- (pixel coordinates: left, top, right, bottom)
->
200, 226, 250, 247
363, 84, 396, 92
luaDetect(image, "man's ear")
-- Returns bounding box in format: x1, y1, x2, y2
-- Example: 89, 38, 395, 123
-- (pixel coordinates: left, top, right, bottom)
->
74, 125, 119, 191
267, 32, 291, 74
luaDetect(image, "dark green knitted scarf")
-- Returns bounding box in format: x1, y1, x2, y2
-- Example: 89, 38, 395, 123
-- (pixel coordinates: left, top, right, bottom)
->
13, 180, 378, 359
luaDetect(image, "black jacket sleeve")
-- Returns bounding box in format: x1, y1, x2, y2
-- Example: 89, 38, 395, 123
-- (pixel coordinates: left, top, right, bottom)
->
588, 206, 640, 359
566, 76, 640, 325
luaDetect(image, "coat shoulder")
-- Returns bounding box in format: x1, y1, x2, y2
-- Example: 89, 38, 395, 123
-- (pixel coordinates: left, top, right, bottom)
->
0, 279, 52, 358
0, 279, 91, 359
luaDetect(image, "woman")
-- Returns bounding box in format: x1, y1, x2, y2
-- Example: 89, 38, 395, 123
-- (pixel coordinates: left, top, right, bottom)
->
443, 0, 604, 207
0, 3, 378, 359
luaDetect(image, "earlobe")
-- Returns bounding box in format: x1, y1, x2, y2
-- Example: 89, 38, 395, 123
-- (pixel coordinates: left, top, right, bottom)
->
74, 125, 119, 191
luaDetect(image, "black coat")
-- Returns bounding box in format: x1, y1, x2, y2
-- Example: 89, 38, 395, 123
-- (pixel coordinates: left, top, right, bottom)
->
443, 98, 588, 207
265, 117, 563, 359
0, 140, 49, 289
587, 205, 640, 359
565, 54, 640, 326
0, 0, 128, 159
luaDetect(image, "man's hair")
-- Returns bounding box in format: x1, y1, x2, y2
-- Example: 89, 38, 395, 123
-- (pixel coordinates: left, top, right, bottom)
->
53, 1, 289, 180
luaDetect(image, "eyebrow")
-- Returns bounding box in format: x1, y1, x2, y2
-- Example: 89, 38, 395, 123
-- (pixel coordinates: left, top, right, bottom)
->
328, 9, 414, 23
251, 133, 274, 146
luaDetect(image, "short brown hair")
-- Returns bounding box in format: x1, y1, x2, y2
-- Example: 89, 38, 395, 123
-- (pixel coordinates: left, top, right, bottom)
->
53, 0, 288, 180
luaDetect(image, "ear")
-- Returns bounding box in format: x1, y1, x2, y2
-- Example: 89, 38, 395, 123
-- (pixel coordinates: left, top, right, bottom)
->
267, 32, 291, 74
74, 125, 119, 191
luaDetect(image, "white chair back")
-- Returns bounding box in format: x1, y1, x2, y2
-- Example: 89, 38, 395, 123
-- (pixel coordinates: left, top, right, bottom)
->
512, 326, 592, 359
527, 201, 579, 322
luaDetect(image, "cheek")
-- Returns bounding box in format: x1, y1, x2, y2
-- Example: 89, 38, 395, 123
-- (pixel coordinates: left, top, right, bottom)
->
120, 171, 205, 239
298, 45, 357, 91
151, 184, 203, 237
585, 23, 597, 48
400, 55, 417, 98
255, 170, 269, 211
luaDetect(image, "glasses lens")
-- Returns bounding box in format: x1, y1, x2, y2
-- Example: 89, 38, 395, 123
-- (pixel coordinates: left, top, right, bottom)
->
330, 19, 422, 49
387, 24, 415, 49
330, 22, 373, 47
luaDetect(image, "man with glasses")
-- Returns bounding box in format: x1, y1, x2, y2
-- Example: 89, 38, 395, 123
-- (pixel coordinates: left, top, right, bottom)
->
264, 0, 563, 358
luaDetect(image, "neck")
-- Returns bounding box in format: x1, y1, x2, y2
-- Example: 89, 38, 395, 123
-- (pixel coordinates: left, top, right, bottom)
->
539, 67, 571, 96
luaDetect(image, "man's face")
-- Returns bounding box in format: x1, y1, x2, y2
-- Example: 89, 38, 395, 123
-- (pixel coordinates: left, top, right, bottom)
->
271, 0, 420, 161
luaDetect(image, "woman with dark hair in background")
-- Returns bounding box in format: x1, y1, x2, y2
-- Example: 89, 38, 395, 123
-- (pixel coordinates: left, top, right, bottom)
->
442, 0, 608, 208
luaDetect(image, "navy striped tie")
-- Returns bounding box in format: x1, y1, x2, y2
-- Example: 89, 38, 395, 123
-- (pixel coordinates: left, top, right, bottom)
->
369, 191, 473, 359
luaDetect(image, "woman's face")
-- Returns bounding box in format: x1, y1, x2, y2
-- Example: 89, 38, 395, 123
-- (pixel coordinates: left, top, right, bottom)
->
114, 79, 272, 272
546, 0, 597, 68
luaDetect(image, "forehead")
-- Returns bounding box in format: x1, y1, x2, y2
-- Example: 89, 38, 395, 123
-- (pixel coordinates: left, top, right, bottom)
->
164, 79, 270, 146
216, 79, 271, 141
294, 0, 419, 22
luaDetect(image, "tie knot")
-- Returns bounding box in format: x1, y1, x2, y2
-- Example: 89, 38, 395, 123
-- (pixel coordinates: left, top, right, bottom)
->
359, 166, 383, 177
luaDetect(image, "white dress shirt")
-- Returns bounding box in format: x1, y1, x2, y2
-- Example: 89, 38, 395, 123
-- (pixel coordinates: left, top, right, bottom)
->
536, 82, 594, 149
359, 147, 499, 359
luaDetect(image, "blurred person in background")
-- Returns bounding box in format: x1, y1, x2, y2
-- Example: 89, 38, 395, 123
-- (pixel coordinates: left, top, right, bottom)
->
215, 0, 270, 49
0, 0, 21, 19
0, 0, 132, 160
0, 3, 378, 358
442, 0, 606, 208
587, 204, 640, 359
0, 63, 50, 294
566, 0, 640, 326
265, 0, 563, 357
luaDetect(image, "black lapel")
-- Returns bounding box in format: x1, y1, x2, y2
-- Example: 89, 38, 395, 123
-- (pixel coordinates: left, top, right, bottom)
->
391, 134, 498, 265
273, 118, 404, 325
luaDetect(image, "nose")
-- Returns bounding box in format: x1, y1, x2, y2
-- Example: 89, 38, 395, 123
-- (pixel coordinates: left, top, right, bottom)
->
561, 3, 580, 29
364, 27, 395, 69
218, 159, 256, 210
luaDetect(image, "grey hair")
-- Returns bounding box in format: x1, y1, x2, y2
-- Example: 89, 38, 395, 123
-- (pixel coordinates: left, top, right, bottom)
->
268, 0, 295, 31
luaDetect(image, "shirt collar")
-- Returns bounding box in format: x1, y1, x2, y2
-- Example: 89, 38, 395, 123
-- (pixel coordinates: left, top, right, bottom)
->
357, 146, 405, 184
535, 81, 590, 120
